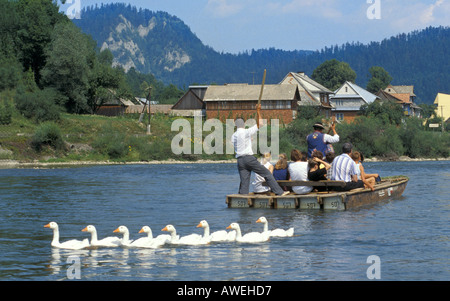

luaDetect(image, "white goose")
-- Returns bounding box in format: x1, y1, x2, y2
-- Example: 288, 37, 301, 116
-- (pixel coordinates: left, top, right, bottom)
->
197, 220, 236, 242
161, 224, 208, 245
113, 225, 133, 246
44, 222, 90, 250
226, 223, 270, 243
81, 225, 121, 247
130, 226, 170, 248
256, 217, 294, 237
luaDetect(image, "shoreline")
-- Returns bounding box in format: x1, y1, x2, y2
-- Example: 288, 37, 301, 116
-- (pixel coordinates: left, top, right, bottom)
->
1, 156, 449, 168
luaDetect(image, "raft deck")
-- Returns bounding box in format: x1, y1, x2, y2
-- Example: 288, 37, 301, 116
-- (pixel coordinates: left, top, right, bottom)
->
226, 177, 409, 210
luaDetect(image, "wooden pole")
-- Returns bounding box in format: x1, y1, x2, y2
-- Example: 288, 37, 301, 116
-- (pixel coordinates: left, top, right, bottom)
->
258, 69, 267, 106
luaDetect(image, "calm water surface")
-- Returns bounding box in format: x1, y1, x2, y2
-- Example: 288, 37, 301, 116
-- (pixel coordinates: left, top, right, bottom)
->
0, 161, 448, 281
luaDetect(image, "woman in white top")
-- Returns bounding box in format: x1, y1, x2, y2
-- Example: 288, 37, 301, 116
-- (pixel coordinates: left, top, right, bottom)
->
253, 152, 274, 193
288, 149, 313, 195
351, 151, 376, 191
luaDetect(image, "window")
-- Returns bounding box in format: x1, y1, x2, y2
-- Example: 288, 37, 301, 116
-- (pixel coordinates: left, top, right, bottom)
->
334, 100, 344, 106
336, 113, 344, 121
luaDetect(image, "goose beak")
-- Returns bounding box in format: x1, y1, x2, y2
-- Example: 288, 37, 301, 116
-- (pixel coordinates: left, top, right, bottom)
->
162, 226, 168, 231
81, 227, 88, 232
226, 225, 232, 230
256, 218, 262, 223
44, 223, 50, 228
113, 227, 120, 233
196, 223, 202, 228
138, 228, 144, 233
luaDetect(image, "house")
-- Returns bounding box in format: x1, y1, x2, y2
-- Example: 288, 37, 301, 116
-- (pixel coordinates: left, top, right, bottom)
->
96, 95, 137, 116
279, 72, 333, 118
434, 93, 450, 123
171, 86, 207, 117
330, 81, 379, 122
378, 85, 422, 117
203, 84, 300, 124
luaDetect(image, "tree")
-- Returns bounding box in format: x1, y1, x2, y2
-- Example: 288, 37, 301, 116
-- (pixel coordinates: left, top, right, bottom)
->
311, 59, 357, 91
87, 49, 127, 113
16, 0, 67, 86
366, 66, 392, 93
41, 22, 92, 113
360, 100, 404, 126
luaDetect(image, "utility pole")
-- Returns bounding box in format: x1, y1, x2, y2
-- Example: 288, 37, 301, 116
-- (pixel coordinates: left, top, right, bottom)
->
146, 86, 152, 135
250, 71, 256, 85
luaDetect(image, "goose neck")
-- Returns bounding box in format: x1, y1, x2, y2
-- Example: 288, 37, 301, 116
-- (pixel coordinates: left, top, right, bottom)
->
263, 222, 269, 233
90, 230, 98, 243
122, 230, 130, 242
235, 226, 242, 239
203, 226, 210, 238
52, 227, 60, 244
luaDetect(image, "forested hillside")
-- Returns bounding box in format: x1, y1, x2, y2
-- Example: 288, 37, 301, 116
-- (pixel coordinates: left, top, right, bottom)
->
74, 4, 449, 104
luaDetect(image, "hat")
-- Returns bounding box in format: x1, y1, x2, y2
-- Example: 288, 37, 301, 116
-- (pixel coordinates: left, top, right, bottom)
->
313, 122, 325, 130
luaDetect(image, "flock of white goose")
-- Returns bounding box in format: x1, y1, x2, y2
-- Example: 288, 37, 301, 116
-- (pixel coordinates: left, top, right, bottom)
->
44, 217, 295, 250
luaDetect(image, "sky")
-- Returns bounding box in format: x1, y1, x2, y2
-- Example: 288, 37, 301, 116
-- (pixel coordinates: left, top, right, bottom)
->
60, 0, 450, 54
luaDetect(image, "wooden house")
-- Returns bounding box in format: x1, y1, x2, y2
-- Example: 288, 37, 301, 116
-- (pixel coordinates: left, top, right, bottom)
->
96, 95, 136, 116
203, 84, 300, 124
330, 81, 379, 122
171, 86, 207, 117
378, 85, 422, 117
279, 72, 333, 118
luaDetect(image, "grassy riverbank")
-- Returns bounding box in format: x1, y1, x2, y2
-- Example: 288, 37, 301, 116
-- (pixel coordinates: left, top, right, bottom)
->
1, 96, 449, 164
0, 107, 236, 163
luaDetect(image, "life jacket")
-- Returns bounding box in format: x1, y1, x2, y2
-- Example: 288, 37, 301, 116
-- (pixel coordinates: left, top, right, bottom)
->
307, 131, 327, 158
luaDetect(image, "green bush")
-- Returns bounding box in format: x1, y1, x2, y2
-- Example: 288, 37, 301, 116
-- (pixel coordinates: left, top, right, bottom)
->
31, 122, 65, 151
134, 136, 174, 161
15, 88, 61, 123
0, 100, 12, 125
92, 123, 128, 159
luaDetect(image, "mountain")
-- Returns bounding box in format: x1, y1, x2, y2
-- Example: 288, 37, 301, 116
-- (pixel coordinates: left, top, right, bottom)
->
73, 3, 450, 104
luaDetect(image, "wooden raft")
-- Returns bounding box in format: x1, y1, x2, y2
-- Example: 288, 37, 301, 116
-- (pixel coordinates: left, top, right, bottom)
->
226, 177, 409, 211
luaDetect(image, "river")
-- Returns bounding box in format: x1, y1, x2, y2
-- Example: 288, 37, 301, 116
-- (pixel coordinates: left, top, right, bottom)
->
0, 161, 448, 281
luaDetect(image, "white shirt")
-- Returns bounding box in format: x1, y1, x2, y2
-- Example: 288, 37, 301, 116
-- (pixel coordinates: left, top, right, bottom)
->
324, 133, 340, 144
252, 161, 272, 193
288, 161, 313, 194
231, 125, 258, 158
331, 153, 358, 182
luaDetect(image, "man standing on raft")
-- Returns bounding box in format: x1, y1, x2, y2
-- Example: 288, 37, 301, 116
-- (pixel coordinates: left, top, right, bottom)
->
306, 121, 339, 158
231, 104, 288, 196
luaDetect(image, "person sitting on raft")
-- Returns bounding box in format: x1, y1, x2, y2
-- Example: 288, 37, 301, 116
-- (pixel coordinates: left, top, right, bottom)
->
330, 142, 366, 191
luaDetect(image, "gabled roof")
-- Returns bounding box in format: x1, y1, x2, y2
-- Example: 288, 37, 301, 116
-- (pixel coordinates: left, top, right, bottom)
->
376, 89, 404, 103
171, 88, 205, 109
279, 72, 333, 107
202, 84, 299, 102
280, 72, 333, 94
100, 89, 136, 106
332, 81, 379, 104
385, 85, 416, 97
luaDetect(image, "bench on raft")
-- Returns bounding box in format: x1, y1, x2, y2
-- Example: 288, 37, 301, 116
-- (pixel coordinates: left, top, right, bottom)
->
262, 180, 346, 191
